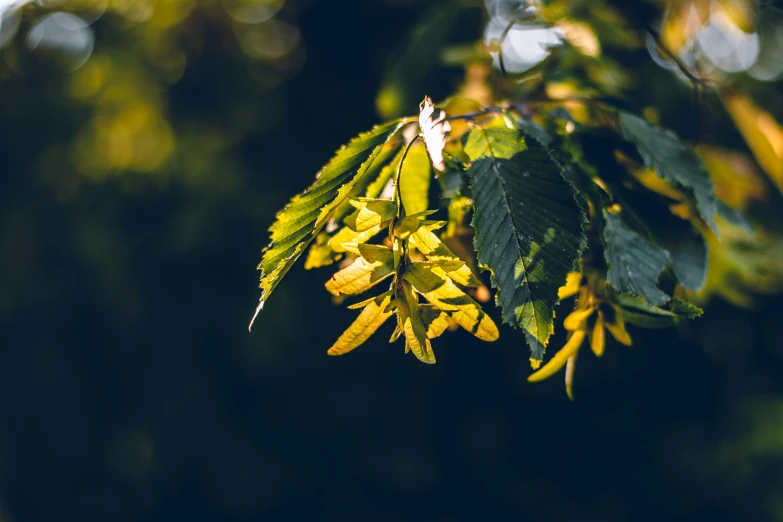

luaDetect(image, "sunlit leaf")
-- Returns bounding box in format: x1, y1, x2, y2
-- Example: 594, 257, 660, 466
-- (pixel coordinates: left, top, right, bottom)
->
527, 330, 587, 382
464, 127, 587, 347
563, 307, 594, 331
253, 119, 405, 327
346, 198, 399, 232
403, 263, 499, 341
591, 315, 605, 356
327, 199, 397, 252
558, 272, 583, 300
304, 232, 341, 269
392, 211, 438, 240
397, 280, 436, 364
410, 221, 480, 288
324, 244, 396, 297
565, 351, 578, 401
328, 292, 394, 356
399, 141, 432, 215
419, 304, 452, 339
604, 310, 632, 346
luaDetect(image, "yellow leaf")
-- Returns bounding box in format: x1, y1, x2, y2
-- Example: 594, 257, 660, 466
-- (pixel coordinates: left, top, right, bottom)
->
527, 330, 586, 383
326, 199, 397, 253
722, 93, 783, 195
399, 141, 432, 215
398, 280, 436, 364
591, 314, 605, 357
328, 224, 385, 253
305, 232, 340, 269
563, 307, 594, 331
347, 291, 391, 310
605, 311, 632, 346
404, 263, 499, 341
411, 222, 480, 287
393, 211, 439, 239
565, 351, 578, 401
325, 245, 395, 296
346, 198, 398, 232
558, 272, 583, 300
419, 304, 452, 339
327, 293, 395, 356
389, 323, 402, 343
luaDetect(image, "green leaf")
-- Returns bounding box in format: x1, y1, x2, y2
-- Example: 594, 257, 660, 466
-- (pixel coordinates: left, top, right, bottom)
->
464, 127, 587, 346
526, 333, 546, 364
614, 293, 677, 316
657, 226, 708, 291
515, 117, 553, 146
617, 188, 708, 292
716, 200, 753, 234
612, 294, 700, 328
672, 298, 703, 319
602, 210, 670, 306
614, 295, 677, 329
251, 120, 405, 328
618, 112, 722, 235
399, 141, 432, 215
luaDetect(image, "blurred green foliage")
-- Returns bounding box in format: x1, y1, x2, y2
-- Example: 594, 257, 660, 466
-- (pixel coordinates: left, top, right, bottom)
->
1, 0, 783, 521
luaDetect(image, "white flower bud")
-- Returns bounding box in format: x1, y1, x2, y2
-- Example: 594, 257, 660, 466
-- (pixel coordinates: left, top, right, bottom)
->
418, 96, 451, 172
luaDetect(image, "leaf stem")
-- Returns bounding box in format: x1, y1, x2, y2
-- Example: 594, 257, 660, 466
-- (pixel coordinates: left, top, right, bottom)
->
496, 9, 538, 76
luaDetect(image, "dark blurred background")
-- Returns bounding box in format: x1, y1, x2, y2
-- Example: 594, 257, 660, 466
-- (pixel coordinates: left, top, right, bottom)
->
2, 0, 783, 521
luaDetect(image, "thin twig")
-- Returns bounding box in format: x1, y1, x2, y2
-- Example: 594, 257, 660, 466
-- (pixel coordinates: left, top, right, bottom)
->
498, 19, 517, 76
446, 107, 503, 122
645, 24, 708, 89
496, 9, 538, 76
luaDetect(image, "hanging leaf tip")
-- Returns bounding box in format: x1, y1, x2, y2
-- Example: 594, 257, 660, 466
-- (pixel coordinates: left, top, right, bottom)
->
248, 297, 265, 332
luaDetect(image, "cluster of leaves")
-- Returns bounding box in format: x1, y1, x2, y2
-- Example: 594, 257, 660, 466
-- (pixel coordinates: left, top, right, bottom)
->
247, 0, 770, 398
250, 86, 749, 397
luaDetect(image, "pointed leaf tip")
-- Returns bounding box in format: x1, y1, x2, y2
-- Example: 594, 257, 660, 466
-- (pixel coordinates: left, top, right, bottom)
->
248, 297, 265, 332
